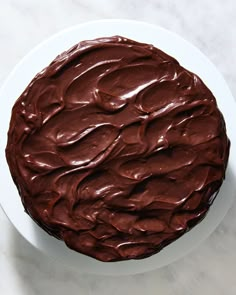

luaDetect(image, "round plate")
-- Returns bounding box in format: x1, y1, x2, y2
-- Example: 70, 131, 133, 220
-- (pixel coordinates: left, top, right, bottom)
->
0, 19, 236, 276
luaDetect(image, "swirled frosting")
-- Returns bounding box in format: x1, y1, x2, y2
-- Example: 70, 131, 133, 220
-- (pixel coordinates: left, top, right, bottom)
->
6, 36, 230, 262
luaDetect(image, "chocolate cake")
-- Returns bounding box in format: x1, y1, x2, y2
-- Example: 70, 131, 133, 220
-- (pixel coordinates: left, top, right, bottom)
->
6, 36, 230, 262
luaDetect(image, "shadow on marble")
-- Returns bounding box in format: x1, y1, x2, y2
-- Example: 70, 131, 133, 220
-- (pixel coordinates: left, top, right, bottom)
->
9, 224, 164, 294
9, 217, 180, 295
9, 226, 97, 294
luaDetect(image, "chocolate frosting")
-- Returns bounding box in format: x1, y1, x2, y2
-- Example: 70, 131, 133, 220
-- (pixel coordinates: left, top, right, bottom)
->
6, 36, 230, 262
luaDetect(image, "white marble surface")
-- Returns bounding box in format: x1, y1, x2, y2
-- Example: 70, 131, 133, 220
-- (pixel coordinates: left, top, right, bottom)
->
0, 0, 236, 294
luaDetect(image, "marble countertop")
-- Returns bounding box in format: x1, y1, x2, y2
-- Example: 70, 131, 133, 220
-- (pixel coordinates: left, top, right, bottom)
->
0, 0, 236, 294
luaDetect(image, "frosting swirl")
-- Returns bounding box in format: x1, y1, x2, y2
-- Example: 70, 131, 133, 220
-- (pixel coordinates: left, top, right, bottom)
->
6, 36, 230, 261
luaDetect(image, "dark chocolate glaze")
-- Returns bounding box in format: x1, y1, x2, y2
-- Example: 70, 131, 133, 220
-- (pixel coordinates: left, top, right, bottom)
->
6, 36, 230, 262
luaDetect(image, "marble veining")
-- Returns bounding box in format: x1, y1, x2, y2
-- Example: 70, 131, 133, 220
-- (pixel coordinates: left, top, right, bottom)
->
0, 0, 236, 294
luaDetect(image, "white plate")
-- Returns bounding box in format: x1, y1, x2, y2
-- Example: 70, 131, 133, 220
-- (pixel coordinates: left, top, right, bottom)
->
0, 19, 236, 276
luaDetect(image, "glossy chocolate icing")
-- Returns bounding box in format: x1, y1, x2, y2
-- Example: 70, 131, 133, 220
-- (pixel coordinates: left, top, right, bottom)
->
6, 36, 230, 262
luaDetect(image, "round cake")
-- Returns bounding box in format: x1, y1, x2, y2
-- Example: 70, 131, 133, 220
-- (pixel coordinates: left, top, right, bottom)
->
6, 36, 230, 262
